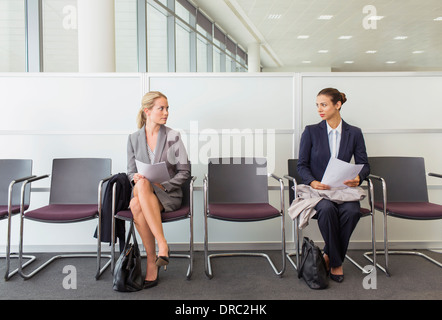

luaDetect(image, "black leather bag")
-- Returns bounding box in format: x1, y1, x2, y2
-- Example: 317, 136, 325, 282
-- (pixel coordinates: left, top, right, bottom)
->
112, 222, 143, 292
297, 237, 329, 289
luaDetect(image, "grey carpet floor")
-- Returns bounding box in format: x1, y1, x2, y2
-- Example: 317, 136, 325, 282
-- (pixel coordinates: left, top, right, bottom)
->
1, 250, 441, 301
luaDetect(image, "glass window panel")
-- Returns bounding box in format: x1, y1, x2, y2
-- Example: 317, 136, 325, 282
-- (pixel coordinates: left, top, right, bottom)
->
175, 1, 190, 24
147, 1, 168, 72
197, 34, 208, 72
42, 0, 78, 72
175, 21, 190, 72
0, 0, 26, 72
213, 46, 221, 72
115, 0, 138, 72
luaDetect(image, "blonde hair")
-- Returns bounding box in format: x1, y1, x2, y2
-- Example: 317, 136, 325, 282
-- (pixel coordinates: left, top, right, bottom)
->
136, 91, 168, 129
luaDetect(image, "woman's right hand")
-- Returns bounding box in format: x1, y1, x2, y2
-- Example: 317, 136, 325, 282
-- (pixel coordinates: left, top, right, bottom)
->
133, 173, 145, 184
310, 180, 330, 190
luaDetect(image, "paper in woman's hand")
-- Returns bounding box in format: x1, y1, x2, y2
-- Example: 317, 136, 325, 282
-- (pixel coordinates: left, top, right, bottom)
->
135, 160, 170, 183
321, 157, 363, 189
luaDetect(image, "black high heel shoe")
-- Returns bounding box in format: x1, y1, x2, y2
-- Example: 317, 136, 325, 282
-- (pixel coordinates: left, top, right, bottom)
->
330, 273, 344, 283
143, 266, 160, 289
155, 248, 170, 270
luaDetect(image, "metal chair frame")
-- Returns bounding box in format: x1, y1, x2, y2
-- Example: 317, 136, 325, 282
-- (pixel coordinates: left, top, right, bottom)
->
17, 159, 113, 280
1, 169, 36, 280
203, 158, 286, 279
364, 161, 442, 277
110, 176, 196, 280
284, 159, 376, 275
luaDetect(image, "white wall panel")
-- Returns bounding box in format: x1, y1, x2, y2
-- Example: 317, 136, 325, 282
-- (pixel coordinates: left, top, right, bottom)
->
0, 72, 441, 253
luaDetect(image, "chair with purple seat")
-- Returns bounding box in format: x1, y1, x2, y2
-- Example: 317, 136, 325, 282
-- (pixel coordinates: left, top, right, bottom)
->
284, 159, 376, 275
0, 159, 36, 280
18, 158, 113, 280
110, 175, 196, 279
203, 157, 286, 279
365, 156, 442, 276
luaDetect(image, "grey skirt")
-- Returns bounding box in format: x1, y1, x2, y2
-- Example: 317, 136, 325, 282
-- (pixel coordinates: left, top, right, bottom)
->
152, 184, 182, 213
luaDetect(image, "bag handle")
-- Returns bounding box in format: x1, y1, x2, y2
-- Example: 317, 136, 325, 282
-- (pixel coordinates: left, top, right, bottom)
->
297, 246, 312, 278
122, 221, 138, 253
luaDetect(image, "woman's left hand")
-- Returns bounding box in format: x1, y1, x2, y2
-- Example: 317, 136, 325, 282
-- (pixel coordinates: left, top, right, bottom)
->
344, 175, 360, 188
153, 183, 166, 191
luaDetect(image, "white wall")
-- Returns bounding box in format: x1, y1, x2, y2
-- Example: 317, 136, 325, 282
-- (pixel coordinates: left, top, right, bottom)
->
0, 72, 441, 253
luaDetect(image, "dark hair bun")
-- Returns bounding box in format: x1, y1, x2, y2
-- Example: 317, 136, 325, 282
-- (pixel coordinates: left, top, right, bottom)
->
340, 92, 347, 104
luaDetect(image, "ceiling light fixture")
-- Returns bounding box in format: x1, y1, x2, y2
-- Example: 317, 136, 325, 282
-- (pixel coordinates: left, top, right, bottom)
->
344, 61, 354, 64
318, 50, 329, 53
412, 51, 424, 54
366, 50, 377, 54
297, 35, 310, 39
318, 15, 333, 20
338, 36, 352, 40
433, 17, 442, 21
394, 36, 408, 40
267, 14, 282, 19
385, 61, 397, 64
368, 16, 384, 21
302, 60, 312, 64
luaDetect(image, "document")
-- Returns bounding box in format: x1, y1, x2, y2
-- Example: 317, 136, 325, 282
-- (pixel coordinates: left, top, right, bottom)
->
321, 157, 364, 189
135, 160, 170, 183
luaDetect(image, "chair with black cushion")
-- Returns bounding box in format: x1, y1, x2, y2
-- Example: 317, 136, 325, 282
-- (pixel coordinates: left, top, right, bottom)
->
110, 175, 196, 279
366, 156, 442, 276
203, 157, 286, 279
0, 159, 36, 280
284, 159, 376, 274
18, 158, 113, 280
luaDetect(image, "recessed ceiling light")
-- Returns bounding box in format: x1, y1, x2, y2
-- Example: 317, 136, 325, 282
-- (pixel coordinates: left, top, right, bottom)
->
302, 60, 312, 64
318, 15, 333, 20
412, 51, 424, 54
338, 36, 352, 40
267, 14, 282, 20
318, 50, 329, 53
366, 50, 377, 54
386, 61, 397, 64
297, 35, 310, 39
394, 36, 408, 40
434, 17, 442, 21
344, 61, 354, 64
368, 16, 384, 21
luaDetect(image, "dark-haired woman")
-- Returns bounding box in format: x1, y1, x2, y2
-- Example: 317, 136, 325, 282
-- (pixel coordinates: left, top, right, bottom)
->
297, 88, 370, 282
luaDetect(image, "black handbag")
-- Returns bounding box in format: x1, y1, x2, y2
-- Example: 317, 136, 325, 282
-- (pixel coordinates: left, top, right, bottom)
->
297, 237, 329, 289
112, 222, 143, 292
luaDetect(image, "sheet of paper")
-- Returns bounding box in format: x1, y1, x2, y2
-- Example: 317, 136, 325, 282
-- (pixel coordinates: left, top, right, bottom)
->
321, 157, 364, 189
135, 160, 170, 183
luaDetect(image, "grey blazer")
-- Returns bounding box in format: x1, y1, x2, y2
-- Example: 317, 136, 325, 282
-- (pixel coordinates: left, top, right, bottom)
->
127, 125, 190, 210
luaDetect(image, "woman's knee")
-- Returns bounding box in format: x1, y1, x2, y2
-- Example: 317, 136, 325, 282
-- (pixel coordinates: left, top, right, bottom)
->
130, 198, 142, 217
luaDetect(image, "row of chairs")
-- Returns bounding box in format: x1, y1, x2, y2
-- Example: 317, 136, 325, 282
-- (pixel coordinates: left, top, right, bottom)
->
1, 157, 441, 282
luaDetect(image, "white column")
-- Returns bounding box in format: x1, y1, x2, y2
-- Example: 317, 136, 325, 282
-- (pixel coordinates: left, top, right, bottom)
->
247, 42, 261, 72
77, 0, 115, 72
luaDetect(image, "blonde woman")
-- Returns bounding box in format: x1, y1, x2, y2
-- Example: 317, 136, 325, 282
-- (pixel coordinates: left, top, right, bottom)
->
127, 91, 190, 289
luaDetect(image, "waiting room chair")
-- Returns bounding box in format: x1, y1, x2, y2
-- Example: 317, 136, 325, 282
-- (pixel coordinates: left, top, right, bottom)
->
110, 175, 196, 280
203, 157, 286, 279
284, 159, 376, 274
18, 158, 113, 280
0, 159, 36, 280
366, 156, 442, 276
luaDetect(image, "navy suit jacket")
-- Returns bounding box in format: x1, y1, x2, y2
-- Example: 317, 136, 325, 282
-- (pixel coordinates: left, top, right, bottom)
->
297, 120, 370, 186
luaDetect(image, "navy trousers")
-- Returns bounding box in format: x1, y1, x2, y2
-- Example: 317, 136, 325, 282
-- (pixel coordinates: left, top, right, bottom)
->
314, 199, 361, 268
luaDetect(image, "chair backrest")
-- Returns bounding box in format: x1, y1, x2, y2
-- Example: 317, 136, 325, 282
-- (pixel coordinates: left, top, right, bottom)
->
49, 158, 111, 205
368, 156, 428, 203
0, 159, 32, 207
287, 159, 301, 203
208, 157, 269, 204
